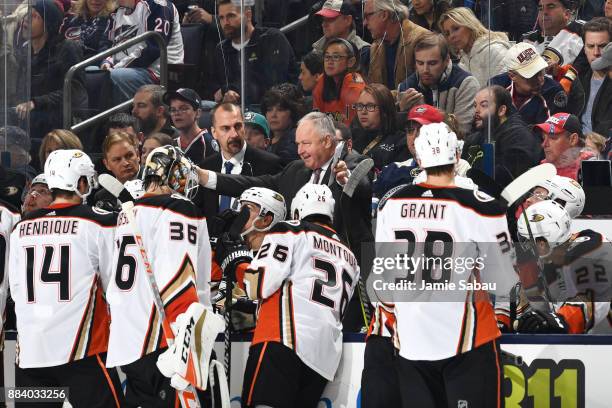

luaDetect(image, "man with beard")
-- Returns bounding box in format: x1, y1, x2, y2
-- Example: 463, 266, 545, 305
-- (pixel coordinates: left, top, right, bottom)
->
464, 85, 542, 187
132, 85, 177, 139
163, 88, 215, 164
209, 0, 298, 105
199, 103, 282, 219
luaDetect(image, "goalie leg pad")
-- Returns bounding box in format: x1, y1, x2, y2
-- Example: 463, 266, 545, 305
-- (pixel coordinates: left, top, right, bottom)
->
156, 303, 225, 391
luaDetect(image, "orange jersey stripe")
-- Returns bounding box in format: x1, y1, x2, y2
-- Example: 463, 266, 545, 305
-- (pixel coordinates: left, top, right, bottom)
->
95, 354, 121, 407
558, 304, 586, 334
252, 291, 282, 345
247, 341, 268, 406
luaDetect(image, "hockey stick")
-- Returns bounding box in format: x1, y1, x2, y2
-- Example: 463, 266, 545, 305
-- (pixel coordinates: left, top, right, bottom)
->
221, 207, 251, 385
99, 174, 202, 408
341, 158, 375, 327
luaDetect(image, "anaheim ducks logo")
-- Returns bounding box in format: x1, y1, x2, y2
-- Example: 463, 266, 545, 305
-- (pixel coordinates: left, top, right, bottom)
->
410, 167, 422, 177
530, 214, 545, 222
73, 152, 84, 158
272, 192, 284, 203
569, 179, 581, 189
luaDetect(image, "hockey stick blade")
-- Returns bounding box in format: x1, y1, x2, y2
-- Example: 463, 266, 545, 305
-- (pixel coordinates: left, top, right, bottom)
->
343, 158, 374, 198
501, 163, 556, 205
98, 173, 135, 203
466, 168, 504, 203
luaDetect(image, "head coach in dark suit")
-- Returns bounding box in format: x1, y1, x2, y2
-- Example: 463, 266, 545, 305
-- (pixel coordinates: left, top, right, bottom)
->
199, 103, 284, 221
196, 111, 373, 261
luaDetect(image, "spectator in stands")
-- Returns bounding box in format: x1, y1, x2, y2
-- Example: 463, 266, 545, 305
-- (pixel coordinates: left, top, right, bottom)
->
523, 0, 585, 69
106, 112, 139, 145
140, 132, 173, 164
0, 126, 37, 179
163, 88, 214, 163
579, 18, 612, 135
409, 0, 450, 32
210, 0, 298, 106
199, 103, 283, 218
59, 0, 113, 60
15, 0, 88, 141
362, 0, 429, 90
464, 85, 542, 187
606, 0, 612, 17
438, 7, 511, 88
38, 129, 83, 171
261, 83, 305, 164
536, 113, 596, 180
299, 50, 324, 111
312, 38, 366, 126
181, 0, 214, 24
244, 112, 271, 151
132, 85, 177, 140
312, 0, 369, 52
398, 34, 478, 135
335, 121, 353, 153
21, 174, 52, 215
585, 131, 606, 157
351, 83, 409, 172
490, 42, 577, 125
102, 0, 183, 104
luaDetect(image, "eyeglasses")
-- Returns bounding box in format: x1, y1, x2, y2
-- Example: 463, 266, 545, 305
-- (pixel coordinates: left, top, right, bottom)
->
353, 103, 379, 112
170, 106, 194, 115
323, 54, 349, 62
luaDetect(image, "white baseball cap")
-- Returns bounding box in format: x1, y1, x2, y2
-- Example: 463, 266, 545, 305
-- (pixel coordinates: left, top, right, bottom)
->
504, 42, 548, 79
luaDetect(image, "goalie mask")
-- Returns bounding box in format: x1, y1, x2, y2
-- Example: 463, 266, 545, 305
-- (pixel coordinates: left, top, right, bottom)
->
236, 187, 286, 236
414, 123, 459, 169
44, 149, 97, 200
517, 200, 572, 257
142, 145, 199, 199
291, 184, 335, 222
538, 175, 585, 219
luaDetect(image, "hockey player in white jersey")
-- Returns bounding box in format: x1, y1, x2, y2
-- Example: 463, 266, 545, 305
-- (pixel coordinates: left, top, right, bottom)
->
7, 150, 124, 407
215, 184, 360, 408
374, 123, 518, 407
520, 174, 585, 219
105, 145, 215, 407
515, 200, 612, 334
103, 0, 184, 103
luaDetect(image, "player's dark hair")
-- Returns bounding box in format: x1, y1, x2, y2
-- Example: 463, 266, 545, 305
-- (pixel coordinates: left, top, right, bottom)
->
302, 214, 333, 226
143, 175, 163, 193
425, 163, 455, 176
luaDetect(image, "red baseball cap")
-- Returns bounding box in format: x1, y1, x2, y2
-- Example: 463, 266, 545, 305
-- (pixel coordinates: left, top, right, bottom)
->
534, 113, 584, 139
407, 104, 444, 126
315, 0, 356, 18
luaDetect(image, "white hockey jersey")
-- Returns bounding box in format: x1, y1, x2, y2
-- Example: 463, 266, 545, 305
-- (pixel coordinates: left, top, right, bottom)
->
245, 221, 360, 381
8, 204, 115, 368
375, 184, 518, 361
105, 194, 211, 367
107, 0, 183, 78
0, 201, 20, 341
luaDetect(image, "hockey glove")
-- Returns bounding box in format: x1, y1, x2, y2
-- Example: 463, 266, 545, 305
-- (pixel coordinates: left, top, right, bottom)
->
208, 209, 239, 249
214, 233, 252, 280
156, 303, 225, 391
514, 310, 569, 334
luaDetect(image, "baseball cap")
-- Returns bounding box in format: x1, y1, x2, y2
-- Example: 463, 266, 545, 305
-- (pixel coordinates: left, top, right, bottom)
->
315, 0, 356, 18
534, 113, 584, 139
505, 42, 548, 79
162, 88, 201, 109
406, 104, 444, 126
244, 112, 270, 139
591, 42, 612, 71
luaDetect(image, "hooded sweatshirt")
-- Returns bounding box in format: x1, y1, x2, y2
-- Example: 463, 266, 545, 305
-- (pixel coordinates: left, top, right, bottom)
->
458, 35, 511, 88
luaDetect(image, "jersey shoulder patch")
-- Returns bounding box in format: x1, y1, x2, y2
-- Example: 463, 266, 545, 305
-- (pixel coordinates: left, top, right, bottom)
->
565, 229, 604, 263
378, 183, 413, 211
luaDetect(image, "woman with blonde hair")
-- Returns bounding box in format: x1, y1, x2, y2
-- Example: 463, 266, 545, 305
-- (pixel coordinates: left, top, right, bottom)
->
439, 7, 510, 87
38, 129, 83, 170
60, 0, 114, 60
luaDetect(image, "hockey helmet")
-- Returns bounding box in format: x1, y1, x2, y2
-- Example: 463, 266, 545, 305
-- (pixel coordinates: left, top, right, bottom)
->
44, 149, 97, 200
291, 184, 335, 222
414, 123, 459, 169
142, 145, 199, 199
238, 187, 286, 228
517, 200, 572, 255
538, 175, 585, 219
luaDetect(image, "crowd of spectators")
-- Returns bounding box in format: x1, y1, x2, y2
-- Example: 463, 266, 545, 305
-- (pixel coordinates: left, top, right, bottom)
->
1, 0, 612, 329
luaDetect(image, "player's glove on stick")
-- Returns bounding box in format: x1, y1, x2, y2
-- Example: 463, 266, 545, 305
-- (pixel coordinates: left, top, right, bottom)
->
514, 310, 569, 334
214, 233, 252, 281
156, 303, 225, 391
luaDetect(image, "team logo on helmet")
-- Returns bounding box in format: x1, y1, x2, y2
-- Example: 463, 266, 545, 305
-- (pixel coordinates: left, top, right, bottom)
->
73, 152, 84, 158
530, 214, 545, 222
